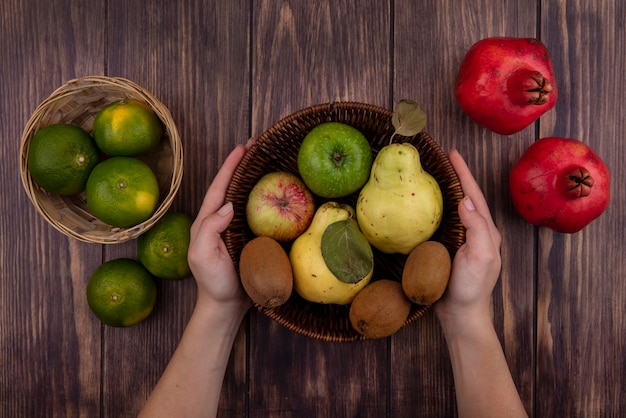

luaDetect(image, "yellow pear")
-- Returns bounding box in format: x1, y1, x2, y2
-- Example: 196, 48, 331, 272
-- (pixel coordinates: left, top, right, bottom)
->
356, 142, 443, 254
289, 202, 373, 305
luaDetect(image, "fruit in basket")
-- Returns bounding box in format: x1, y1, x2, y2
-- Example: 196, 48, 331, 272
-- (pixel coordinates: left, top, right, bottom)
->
402, 241, 451, 305
239, 236, 293, 308
297, 122, 373, 198
246, 171, 315, 242
290, 202, 373, 305
85, 156, 160, 228
137, 212, 192, 280
86, 258, 157, 327
349, 279, 411, 339
92, 99, 163, 156
27, 123, 100, 195
509, 137, 610, 233
454, 37, 557, 135
356, 142, 443, 254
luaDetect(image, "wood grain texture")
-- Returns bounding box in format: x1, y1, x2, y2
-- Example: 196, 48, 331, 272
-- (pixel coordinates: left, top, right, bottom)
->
248, 315, 389, 417
392, 1, 538, 415
0, 0, 105, 416
2, 0, 625, 416
251, 0, 392, 122
537, 0, 626, 416
102, 0, 251, 415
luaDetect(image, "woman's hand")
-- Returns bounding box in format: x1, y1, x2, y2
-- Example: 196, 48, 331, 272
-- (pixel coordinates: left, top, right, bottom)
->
434, 149, 502, 333
187, 139, 255, 315
433, 149, 527, 418
139, 140, 256, 418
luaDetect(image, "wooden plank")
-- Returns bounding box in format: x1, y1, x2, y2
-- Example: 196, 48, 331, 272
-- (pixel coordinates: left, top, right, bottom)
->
252, 0, 392, 113
392, 0, 538, 415
249, 315, 390, 417
0, 0, 105, 416
537, 0, 626, 415
102, 0, 251, 416
249, 1, 392, 416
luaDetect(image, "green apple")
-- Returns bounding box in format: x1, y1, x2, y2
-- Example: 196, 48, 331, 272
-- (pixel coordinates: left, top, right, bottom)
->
297, 122, 373, 198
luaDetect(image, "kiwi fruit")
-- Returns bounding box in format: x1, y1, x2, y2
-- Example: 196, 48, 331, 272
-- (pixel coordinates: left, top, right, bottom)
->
349, 279, 411, 339
402, 240, 451, 305
239, 236, 293, 308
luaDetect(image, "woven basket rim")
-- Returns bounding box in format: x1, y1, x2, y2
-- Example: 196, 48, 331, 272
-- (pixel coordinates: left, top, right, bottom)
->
19, 75, 183, 244
224, 101, 466, 342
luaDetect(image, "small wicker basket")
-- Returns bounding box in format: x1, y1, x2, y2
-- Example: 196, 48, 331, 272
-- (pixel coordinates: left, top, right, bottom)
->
19, 76, 183, 244
224, 102, 466, 342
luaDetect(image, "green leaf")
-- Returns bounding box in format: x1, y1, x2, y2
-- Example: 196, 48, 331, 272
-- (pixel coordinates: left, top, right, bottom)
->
321, 218, 374, 284
391, 99, 427, 140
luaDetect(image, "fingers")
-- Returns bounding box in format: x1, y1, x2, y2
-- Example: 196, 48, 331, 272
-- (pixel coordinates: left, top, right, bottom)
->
458, 196, 501, 254
194, 140, 255, 226
448, 149, 500, 245
201, 202, 234, 239
448, 149, 490, 216
188, 202, 235, 264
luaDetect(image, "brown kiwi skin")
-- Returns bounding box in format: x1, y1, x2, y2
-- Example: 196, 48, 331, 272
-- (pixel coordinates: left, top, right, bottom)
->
401, 240, 451, 305
239, 236, 293, 308
349, 279, 411, 339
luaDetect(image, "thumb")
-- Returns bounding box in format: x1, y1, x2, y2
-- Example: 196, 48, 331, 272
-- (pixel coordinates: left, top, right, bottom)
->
214, 201, 234, 228
207, 201, 235, 234
458, 196, 495, 251
190, 202, 234, 248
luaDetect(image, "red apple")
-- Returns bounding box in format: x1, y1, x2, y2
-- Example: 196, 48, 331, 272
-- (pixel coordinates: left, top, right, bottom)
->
245, 171, 316, 242
455, 37, 558, 135
509, 137, 610, 233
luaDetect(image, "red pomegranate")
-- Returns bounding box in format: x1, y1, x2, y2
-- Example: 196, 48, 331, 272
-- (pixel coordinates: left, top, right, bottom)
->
455, 37, 558, 135
509, 137, 610, 233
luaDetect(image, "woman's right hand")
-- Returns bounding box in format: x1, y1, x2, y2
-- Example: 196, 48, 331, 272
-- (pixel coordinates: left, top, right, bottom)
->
187, 139, 255, 316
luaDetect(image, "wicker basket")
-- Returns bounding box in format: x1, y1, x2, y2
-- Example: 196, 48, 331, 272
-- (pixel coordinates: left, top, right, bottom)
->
224, 102, 466, 342
19, 76, 183, 244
